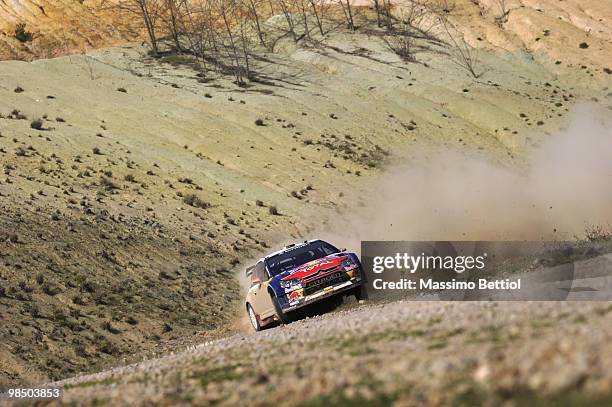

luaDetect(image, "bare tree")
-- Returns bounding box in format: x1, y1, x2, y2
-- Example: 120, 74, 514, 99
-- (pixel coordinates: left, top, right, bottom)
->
495, 0, 508, 17
308, 0, 327, 35
278, 0, 298, 41
163, 0, 182, 51
217, 0, 246, 84
397, 0, 442, 36
373, 0, 383, 27
383, 10, 415, 61
339, 0, 355, 30
296, 0, 312, 39
107, 0, 164, 56
246, 0, 267, 47
439, 16, 484, 78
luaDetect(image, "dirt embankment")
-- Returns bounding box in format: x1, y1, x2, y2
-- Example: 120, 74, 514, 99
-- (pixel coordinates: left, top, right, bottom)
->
47, 301, 612, 406
1, 0, 611, 388
0, 0, 141, 61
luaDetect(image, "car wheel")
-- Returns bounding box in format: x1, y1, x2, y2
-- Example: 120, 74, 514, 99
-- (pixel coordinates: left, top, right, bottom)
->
271, 293, 292, 324
353, 284, 369, 301
247, 303, 261, 331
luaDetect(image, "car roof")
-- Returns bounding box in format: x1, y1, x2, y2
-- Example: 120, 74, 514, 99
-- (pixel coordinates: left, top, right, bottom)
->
259, 239, 323, 263
246, 239, 331, 276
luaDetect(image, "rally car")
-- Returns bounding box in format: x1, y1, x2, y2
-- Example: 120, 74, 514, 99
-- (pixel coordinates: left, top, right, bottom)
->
245, 239, 367, 331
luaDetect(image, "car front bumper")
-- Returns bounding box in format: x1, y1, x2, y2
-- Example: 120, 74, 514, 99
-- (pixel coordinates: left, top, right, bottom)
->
282, 274, 362, 312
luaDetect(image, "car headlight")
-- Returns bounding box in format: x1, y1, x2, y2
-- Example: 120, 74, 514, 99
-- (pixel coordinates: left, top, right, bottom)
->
341, 257, 356, 268
280, 278, 301, 290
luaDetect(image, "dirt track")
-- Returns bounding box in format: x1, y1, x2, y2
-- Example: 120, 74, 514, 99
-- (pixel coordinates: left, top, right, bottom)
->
42, 299, 612, 406
1, 0, 611, 397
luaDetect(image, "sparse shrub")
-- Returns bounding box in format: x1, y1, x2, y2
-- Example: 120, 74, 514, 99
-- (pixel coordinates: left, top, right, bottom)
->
42, 282, 62, 296
159, 270, 173, 279
585, 225, 612, 242
103, 320, 121, 334
82, 280, 96, 293
117, 87, 127, 93
255, 199, 265, 207
269, 205, 279, 215
15, 23, 32, 42
14, 86, 24, 93
579, 42, 589, 49
19, 281, 33, 293
255, 118, 265, 126
184, 193, 210, 209
93, 147, 102, 155
100, 176, 119, 190
124, 174, 135, 182
30, 119, 44, 130
29, 304, 41, 318
56, 117, 65, 123
99, 339, 119, 355
72, 295, 87, 305
11, 109, 27, 120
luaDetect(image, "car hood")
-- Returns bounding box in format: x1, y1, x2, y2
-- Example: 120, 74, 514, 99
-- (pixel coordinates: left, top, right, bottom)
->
276, 253, 348, 283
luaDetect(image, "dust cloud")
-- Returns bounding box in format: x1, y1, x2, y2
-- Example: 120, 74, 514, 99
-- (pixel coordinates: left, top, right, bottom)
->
322, 104, 612, 249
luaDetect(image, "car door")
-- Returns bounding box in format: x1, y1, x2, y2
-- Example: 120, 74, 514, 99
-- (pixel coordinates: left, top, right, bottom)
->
250, 261, 275, 317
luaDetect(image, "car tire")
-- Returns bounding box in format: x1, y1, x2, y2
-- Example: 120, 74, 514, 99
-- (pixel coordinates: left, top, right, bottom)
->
353, 284, 369, 301
271, 293, 292, 325
246, 303, 261, 332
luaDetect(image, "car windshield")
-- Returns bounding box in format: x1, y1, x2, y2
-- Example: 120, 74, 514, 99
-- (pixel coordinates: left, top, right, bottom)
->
266, 241, 339, 277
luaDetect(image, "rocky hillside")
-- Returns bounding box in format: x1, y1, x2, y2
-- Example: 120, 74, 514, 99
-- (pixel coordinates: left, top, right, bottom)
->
1, 0, 610, 387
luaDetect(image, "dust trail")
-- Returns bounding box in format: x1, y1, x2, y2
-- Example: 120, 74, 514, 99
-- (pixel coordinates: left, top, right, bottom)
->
321, 104, 612, 250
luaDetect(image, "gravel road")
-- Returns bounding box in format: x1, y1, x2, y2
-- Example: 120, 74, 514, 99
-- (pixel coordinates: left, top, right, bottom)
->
34, 299, 612, 406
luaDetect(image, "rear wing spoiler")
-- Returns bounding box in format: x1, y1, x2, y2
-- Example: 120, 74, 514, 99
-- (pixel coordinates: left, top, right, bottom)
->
245, 264, 255, 277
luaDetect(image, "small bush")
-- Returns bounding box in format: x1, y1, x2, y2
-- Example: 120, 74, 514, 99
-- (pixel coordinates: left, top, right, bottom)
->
15, 23, 32, 42
184, 193, 210, 209
11, 109, 27, 120
585, 225, 612, 242
30, 119, 44, 130
14, 86, 24, 93
15, 147, 27, 157
100, 176, 119, 190
117, 87, 127, 93
579, 42, 589, 49
124, 174, 135, 182
99, 339, 120, 355
255, 118, 265, 126
29, 304, 41, 318
42, 282, 62, 296
92, 147, 102, 155
255, 199, 265, 207
269, 205, 279, 215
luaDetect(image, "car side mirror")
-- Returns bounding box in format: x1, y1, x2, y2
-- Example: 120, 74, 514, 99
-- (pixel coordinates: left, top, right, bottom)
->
340, 247, 347, 252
